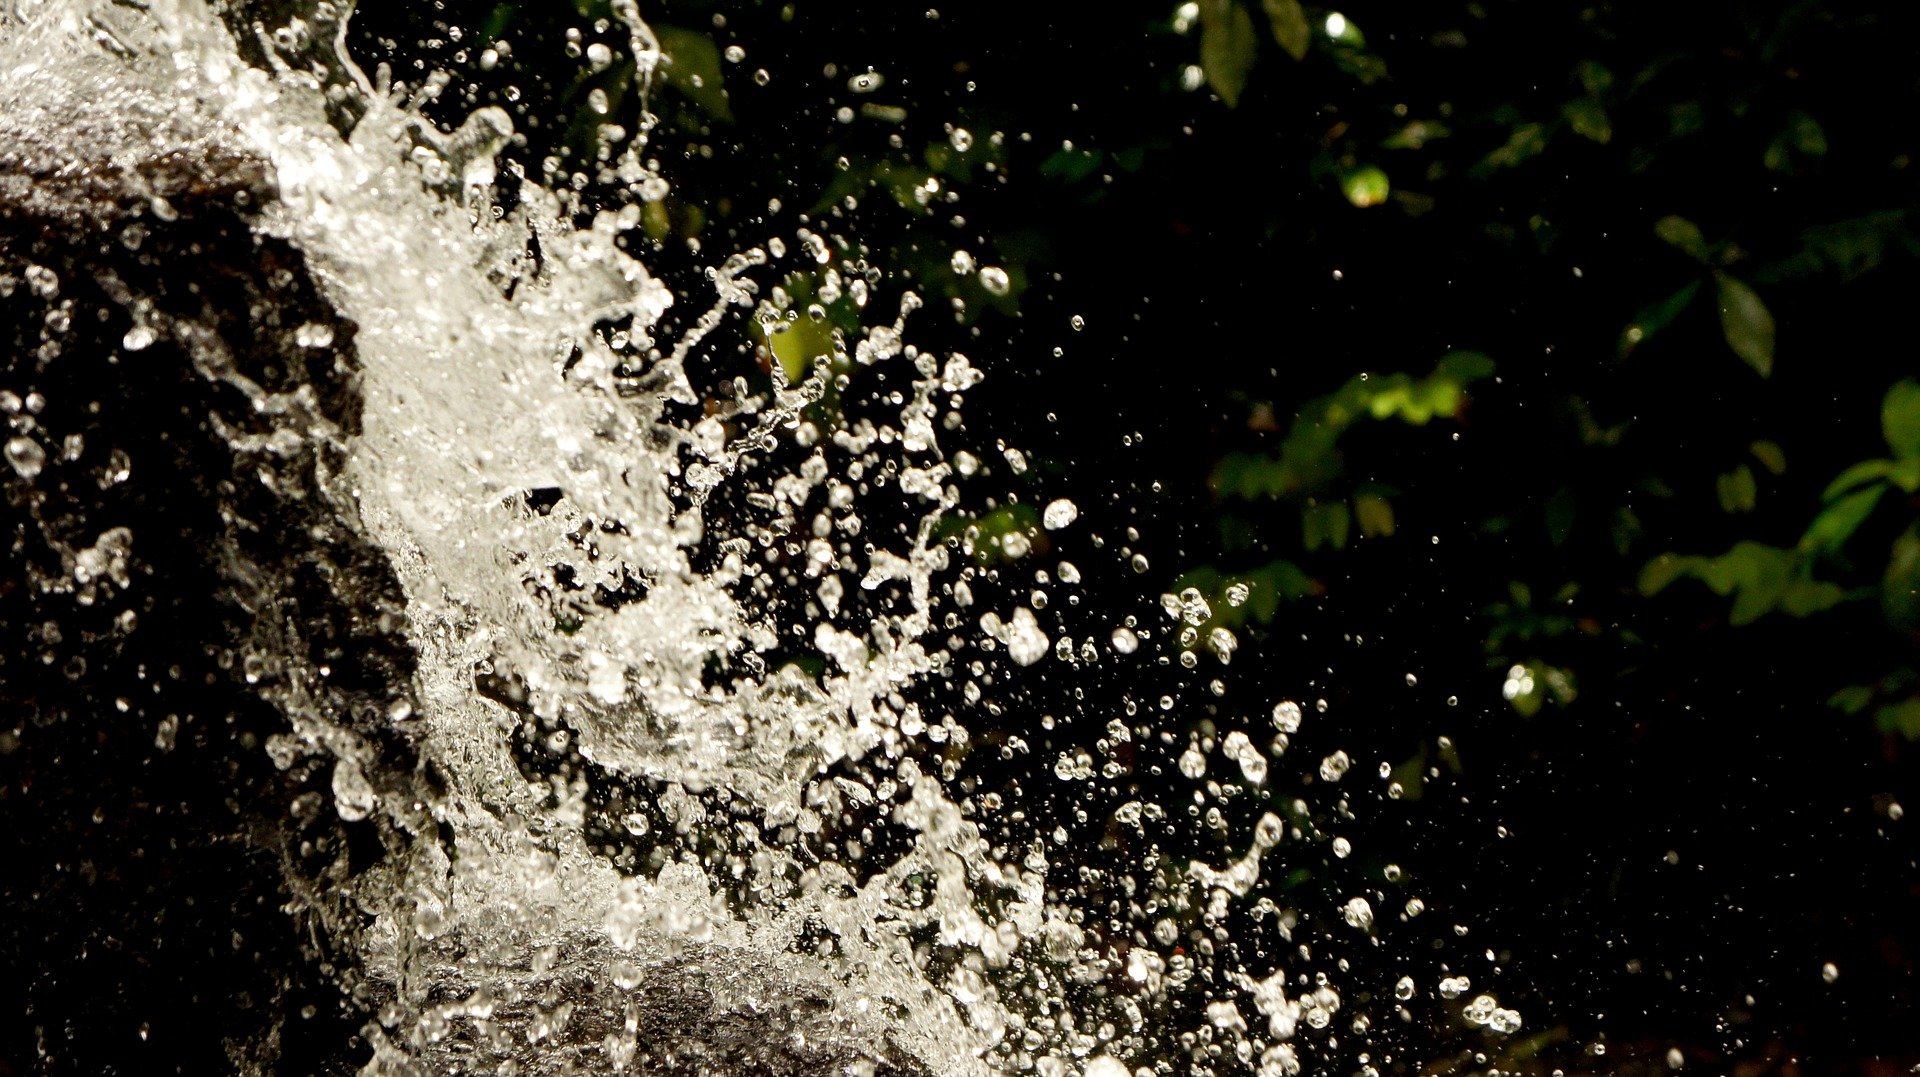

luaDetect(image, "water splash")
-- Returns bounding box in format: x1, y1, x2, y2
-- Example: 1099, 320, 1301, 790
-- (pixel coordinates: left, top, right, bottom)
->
0, 0, 1523, 1072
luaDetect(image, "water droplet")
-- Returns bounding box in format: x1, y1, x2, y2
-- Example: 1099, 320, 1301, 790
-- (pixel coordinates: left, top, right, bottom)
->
1343, 897, 1374, 931
1004, 606, 1050, 666
295, 322, 335, 348
5, 437, 45, 479
1043, 499, 1077, 530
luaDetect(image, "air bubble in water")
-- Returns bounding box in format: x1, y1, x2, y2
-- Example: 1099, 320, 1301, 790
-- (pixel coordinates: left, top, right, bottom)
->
978, 265, 1011, 295
1319, 750, 1351, 782
1110, 626, 1139, 654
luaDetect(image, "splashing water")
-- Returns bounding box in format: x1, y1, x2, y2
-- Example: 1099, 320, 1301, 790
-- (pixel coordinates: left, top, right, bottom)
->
0, 1, 1524, 1073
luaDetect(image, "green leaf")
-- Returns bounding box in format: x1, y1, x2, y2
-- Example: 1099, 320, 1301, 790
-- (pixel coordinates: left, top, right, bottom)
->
1200, 0, 1258, 109
1894, 457, 1920, 493
1881, 379, 1920, 458
1354, 494, 1395, 538
1655, 216, 1711, 261
1780, 579, 1845, 617
1618, 279, 1702, 356
1884, 527, 1920, 630
1575, 60, 1615, 96
1729, 580, 1783, 625
1262, 0, 1311, 60
1387, 751, 1426, 801
1340, 165, 1391, 208
1800, 484, 1884, 555
1823, 458, 1894, 501
1638, 553, 1692, 596
1562, 97, 1612, 144
1750, 440, 1787, 476
1716, 465, 1758, 514
1829, 684, 1875, 715
1715, 273, 1775, 377
1302, 500, 1352, 550
1474, 123, 1548, 176
654, 25, 732, 121
1875, 698, 1920, 739
1766, 110, 1829, 171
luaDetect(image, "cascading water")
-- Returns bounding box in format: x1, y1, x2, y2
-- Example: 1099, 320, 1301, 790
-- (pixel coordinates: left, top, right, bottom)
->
0, 1, 1524, 1073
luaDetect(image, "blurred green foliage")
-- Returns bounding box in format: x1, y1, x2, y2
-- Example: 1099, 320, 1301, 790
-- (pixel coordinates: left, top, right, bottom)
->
1163, 0, 1920, 732
394, 0, 1920, 744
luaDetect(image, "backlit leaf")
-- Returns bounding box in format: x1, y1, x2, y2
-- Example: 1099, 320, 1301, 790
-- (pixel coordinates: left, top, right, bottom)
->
1200, 0, 1258, 109
1262, 0, 1311, 60
1881, 379, 1920, 458
1715, 273, 1775, 377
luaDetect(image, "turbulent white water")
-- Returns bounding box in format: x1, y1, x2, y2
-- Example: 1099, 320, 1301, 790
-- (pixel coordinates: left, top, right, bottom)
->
1, 1, 1523, 1072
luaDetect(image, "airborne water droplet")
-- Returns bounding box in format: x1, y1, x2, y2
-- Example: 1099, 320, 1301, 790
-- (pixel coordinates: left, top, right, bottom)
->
1042, 498, 1077, 530
5, 437, 46, 479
